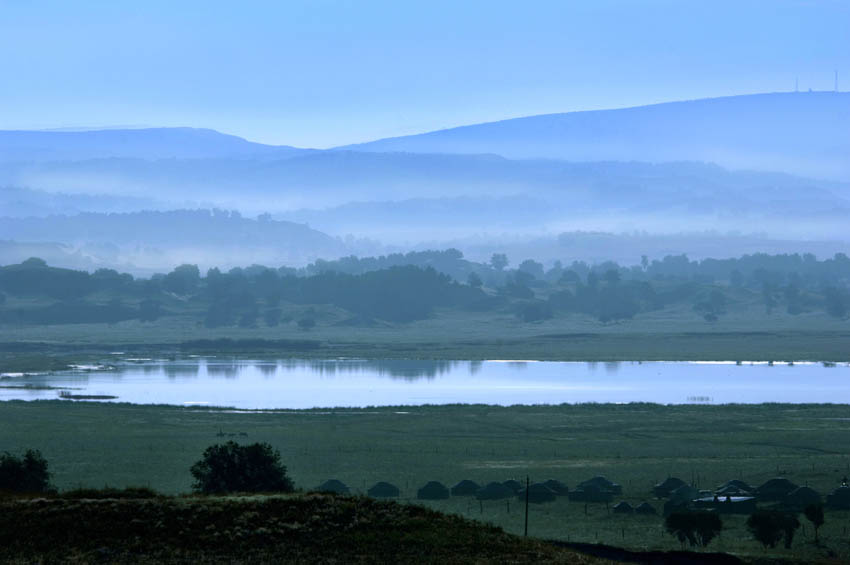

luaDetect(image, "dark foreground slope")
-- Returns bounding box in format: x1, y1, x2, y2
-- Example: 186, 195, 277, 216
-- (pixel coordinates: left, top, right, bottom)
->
0, 493, 604, 564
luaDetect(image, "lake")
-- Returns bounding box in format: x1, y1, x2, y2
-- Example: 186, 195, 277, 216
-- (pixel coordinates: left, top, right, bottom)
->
1, 358, 847, 409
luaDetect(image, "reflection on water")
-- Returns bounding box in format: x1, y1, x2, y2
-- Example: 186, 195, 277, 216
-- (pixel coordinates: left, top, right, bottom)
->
255, 363, 278, 376
207, 363, 240, 379
1, 359, 848, 409
163, 364, 200, 379
276, 359, 459, 380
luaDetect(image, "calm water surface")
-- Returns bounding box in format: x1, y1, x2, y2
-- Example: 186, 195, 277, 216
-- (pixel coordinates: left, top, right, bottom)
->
1, 359, 847, 409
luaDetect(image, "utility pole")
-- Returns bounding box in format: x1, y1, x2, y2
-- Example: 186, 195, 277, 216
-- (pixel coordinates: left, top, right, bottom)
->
524, 475, 530, 537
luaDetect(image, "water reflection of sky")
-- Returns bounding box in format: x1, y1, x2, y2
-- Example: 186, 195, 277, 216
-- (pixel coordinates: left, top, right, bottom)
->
0, 360, 848, 409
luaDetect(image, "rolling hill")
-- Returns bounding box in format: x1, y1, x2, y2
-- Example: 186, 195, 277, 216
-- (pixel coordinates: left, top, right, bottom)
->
0, 127, 310, 162
343, 92, 850, 181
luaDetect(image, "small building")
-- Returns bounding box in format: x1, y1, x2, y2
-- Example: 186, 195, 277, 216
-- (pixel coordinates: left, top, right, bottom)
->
476, 482, 514, 500
502, 479, 523, 493
577, 475, 622, 495
518, 483, 557, 504
451, 479, 481, 496
612, 501, 634, 514
542, 479, 569, 496
826, 485, 850, 510
784, 486, 821, 510
568, 483, 613, 503
653, 477, 687, 498
717, 479, 754, 493
635, 502, 657, 515
756, 478, 798, 501
668, 484, 700, 505
368, 481, 400, 498
417, 481, 450, 500
715, 484, 752, 497
315, 479, 350, 495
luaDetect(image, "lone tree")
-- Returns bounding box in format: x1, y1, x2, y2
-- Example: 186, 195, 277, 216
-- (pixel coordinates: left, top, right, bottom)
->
190, 441, 294, 494
803, 504, 825, 543
665, 511, 723, 549
490, 253, 508, 272
0, 449, 53, 493
747, 510, 800, 549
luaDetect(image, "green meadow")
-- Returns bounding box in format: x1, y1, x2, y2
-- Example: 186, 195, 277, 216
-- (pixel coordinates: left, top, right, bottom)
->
2, 400, 849, 561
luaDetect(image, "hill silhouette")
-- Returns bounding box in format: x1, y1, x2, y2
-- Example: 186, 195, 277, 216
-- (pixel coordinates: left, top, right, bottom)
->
343, 92, 850, 181
0, 127, 310, 162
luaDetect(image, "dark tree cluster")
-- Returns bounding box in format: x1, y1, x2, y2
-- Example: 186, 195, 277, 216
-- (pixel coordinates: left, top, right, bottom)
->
746, 510, 801, 549
190, 442, 294, 494
1, 249, 849, 327
0, 449, 53, 494
665, 511, 723, 549
201, 265, 484, 326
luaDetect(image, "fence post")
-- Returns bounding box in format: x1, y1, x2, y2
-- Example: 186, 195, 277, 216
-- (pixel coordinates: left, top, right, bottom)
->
524, 475, 530, 537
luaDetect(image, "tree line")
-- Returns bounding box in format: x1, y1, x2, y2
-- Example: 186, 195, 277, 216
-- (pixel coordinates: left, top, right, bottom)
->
0, 250, 848, 327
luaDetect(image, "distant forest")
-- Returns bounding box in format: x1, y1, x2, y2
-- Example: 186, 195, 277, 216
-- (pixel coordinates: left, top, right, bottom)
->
0, 250, 848, 327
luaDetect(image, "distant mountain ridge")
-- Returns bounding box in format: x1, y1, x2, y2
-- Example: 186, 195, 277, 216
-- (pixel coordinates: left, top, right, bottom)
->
0, 210, 348, 272
0, 127, 311, 162
341, 92, 850, 181
4, 92, 847, 180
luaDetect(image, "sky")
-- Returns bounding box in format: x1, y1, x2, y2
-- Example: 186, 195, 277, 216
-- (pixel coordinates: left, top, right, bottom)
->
0, 0, 847, 148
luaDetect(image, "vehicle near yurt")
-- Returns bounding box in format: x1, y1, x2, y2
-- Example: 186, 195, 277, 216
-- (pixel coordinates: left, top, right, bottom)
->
417, 481, 450, 500
693, 494, 756, 514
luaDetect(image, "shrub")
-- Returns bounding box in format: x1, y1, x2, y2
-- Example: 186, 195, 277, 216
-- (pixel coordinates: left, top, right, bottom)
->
61, 486, 160, 499
516, 300, 552, 322
190, 441, 294, 494
747, 510, 800, 549
0, 449, 53, 494
803, 504, 824, 542
665, 511, 722, 548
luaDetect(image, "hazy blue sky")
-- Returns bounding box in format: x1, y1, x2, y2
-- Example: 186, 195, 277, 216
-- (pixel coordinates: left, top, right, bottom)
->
1, 0, 847, 147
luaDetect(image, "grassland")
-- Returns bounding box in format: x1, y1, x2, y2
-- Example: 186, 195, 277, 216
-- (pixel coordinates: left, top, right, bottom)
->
1, 298, 849, 374
1, 400, 849, 561
0, 493, 611, 564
